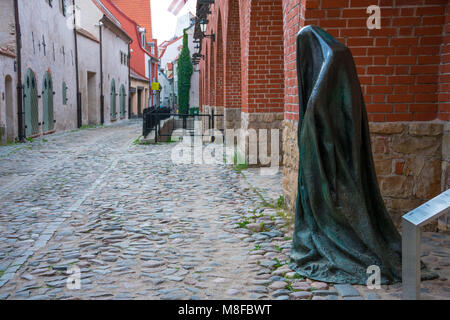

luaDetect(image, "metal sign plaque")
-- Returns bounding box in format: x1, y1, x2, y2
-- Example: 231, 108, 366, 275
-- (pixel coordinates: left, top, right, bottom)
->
403, 189, 450, 227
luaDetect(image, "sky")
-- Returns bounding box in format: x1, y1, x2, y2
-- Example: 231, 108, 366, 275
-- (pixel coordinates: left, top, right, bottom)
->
151, 0, 197, 44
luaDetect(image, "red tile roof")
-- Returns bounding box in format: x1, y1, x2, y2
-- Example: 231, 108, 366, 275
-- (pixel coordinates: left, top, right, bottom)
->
110, 0, 153, 42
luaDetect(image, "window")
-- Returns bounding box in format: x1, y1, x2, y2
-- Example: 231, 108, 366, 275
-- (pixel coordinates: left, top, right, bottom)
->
61, 0, 67, 16
119, 51, 128, 66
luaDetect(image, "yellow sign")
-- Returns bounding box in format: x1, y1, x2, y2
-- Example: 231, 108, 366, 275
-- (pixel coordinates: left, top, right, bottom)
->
151, 82, 160, 90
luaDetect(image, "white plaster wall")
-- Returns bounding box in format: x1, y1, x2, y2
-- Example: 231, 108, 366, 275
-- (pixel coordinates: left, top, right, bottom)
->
174, 12, 194, 38
144, 53, 151, 80
78, 35, 101, 125
158, 70, 173, 108
0, 0, 18, 143
0, 0, 130, 143
0, 55, 17, 144
77, 0, 129, 125
77, 0, 102, 126
102, 27, 129, 123
0, 0, 16, 55
78, 0, 103, 36
160, 38, 182, 72
186, 27, 199, 108
19, 0, 78, 134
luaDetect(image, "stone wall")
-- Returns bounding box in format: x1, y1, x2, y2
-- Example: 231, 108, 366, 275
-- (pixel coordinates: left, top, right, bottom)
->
224, 108, 241, 130
370, 122, 444, 228
282, 119, 298, 212
440, 124, 450, 229
282, 121, 447, 230
240, 112, 284, 167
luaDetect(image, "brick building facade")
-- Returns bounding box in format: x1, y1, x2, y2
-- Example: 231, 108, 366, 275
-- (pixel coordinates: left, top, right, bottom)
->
198, 0, 450, 228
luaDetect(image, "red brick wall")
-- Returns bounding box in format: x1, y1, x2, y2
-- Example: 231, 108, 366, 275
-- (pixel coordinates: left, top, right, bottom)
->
283, 0, 448, 122
200, 0, 448, 122
200, 0, 284, 114
245, 0, 285, 113
216, 14, 224, 109
225, 0, 242, 110
283, 0, 303, 121
210, 41, 215, 106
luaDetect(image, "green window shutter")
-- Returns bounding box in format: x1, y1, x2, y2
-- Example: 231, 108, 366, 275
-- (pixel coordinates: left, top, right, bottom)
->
62, 0, 66, 16
62, 82, 67, 105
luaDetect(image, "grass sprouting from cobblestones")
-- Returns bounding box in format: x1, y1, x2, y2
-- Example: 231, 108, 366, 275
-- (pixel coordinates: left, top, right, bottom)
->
81, 124, 104, 130
166, 137, 180, 143
237, 220, 251, 228
252, 244, 262, 251
231, 151, 248, 173
6, 140, 20, 146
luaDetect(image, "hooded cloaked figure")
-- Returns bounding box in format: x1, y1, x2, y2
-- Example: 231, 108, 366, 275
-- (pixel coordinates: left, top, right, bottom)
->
290, 26, 434, 285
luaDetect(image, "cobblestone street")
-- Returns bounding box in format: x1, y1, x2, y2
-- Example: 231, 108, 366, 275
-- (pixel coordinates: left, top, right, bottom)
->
0, 120, 289, 300
0, 121, 448, 300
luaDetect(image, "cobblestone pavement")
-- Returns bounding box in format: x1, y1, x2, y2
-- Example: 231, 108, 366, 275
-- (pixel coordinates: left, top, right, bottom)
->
0, 120, 448, 300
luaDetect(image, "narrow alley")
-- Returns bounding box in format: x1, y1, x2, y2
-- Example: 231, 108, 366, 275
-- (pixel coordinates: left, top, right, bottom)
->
0, 120, 291, 300
0, 121, 448, 300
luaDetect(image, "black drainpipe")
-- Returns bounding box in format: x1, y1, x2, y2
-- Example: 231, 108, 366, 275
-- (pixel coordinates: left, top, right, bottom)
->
99, 21, 104, 124
13, 0, 24, 142
72, 0, 81, 128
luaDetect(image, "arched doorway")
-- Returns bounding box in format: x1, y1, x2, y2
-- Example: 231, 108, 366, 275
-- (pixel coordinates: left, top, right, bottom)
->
119, 84, 126, 118
110, 79, 116, 120
224, 0, 242, 130
215, 12, 224, 113
42, 71, 54, 132
24, 69, 39, 137
204, 46, 209, 106
210, 41, 215, 107
5, 75, 15, 142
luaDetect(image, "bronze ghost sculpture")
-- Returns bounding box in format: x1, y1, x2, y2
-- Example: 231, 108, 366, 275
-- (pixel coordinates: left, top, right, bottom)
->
290, 26, 436, 284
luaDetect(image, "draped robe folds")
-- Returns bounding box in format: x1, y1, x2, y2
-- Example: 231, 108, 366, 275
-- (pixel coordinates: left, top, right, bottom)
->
290, 26, 436, 284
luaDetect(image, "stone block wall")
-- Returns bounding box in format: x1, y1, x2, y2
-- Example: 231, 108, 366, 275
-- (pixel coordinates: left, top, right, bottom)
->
370, 122, 444, 227
441, 124, 450, 229
241, 112, 284, 167
282, 121, 447, 229
282, 119, 299, 211
224, 108, 241, 130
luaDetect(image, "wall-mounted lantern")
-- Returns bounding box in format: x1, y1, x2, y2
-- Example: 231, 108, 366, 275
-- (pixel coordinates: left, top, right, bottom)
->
200, 19, 215, 42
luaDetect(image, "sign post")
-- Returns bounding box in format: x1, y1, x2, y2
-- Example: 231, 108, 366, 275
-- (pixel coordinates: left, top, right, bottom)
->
402, 189, 450, 300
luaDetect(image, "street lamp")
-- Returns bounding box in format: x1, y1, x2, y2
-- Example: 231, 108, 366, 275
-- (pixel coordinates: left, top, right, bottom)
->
199, 19, 215, 42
